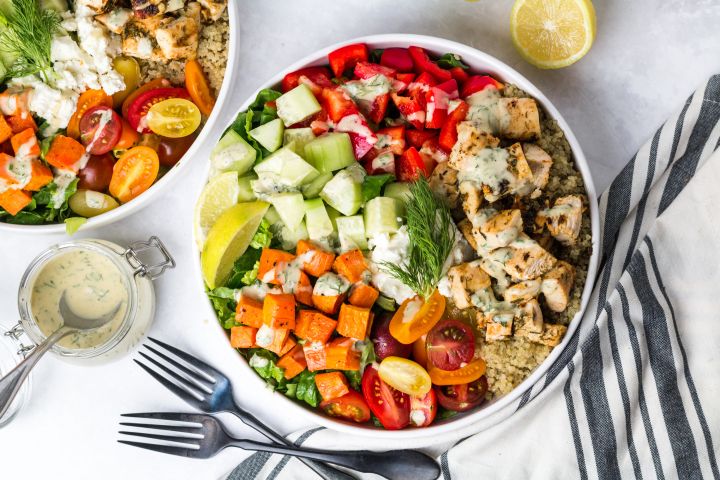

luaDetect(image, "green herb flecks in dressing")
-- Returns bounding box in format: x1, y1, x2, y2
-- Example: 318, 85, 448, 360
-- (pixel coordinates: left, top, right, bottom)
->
30, 249, 128, 349
457, 147, 515, 200
342, 74, 391, 110
465, 87, 510, 135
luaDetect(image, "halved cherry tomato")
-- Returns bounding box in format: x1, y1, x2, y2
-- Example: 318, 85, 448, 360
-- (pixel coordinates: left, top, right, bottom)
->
435, 376, 488, 412
429, 358, 486, 386
115, 118, 140, 150
412, 334, 429, 369
109, 146, 159, 203
146, 98, 201, 138
409, 389, 437, 427
281, 66, 333, 93
361, 364, 410, 430
320, 390, 371, 423
157, 132, 196, 167
460, 75, 504, 99
397, 147, 432, 182
438, 100, 468, 152
427, 320, 475, 371
328, 43, 369, 78
408, 46, 453, 82
378, 356, 432, 396
67, 89, 112, 139
127, 87, 190, 133
185, 59, 215, 116
122, 78, 171, 118
112, 56, 141, 108
389, 289, 446, 344
78, 154, 114, 192
79, 106, 122, 155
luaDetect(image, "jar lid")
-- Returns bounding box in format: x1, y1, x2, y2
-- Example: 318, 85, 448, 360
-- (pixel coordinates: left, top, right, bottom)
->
0, 323, 33, 427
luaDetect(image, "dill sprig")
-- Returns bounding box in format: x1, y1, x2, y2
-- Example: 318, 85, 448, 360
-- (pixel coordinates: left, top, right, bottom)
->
0, 0, 61, 83
380, 177, 454, 299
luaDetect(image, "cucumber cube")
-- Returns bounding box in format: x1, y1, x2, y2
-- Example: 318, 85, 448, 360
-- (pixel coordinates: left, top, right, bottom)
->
364, 197, 399, 237
304, 198, 334, 241
269, 192, 306, 231
336, 215, 368, 251
326, 204, 342, 230
303, 133, 356, 173
238, 172, 258, 202
249, 118, 284, 153
320, 168, 363, 216
276, 84, 322, 127
284, 127, 316, 153
254, 146, 319, 187
301, 172, 333, 199
265, 207, 308, 250
383, 182, 412, 217
265, 205, 282, 225
211, 130, 256, 177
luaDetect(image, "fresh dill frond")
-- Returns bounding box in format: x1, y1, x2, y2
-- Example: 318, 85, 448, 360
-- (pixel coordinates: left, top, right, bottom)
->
380, 177, 454, 299
0, 0, 61, 82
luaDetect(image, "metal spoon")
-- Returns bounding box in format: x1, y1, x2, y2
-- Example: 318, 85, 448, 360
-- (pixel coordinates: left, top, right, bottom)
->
0, 291, 121, 419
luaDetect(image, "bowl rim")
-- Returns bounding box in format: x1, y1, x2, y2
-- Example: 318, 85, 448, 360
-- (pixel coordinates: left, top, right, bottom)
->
0, 4, 239, 234
192, 33, 600, 442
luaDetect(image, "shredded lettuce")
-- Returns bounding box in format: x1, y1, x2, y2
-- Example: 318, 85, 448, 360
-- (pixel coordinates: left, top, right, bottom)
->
0, 178, 78, 225
207, 287, 238, 329
436, 53, 468, 70
244, 349, 321, 408
361, 174, 395, 203
228, 88, 283, 161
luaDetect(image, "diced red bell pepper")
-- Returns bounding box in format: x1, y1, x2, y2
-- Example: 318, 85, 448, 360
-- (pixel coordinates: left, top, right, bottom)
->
408, 46, 453, 82
438, 100, 469, 152
354, 61, 396, 80
335, 113, 378, 159
435, 79, 459, 99
405, 129, 437, 149
322, 87, 359, 123
281, 66, 334, 93
450, 66, 470, 84
380, 47, 415, 72
407, 72, 436, 110
419, 138, 447, 173
349, 132, 376, 159
328, 43, 369, 78
364, 148, 396, 175
375, 126, 406, 155
461, 75, 504, 99
397, 147, 432, 182
392, 73, 416, 94
391, 93, 425, 130
367, 92, 389, 124
310, 109, 330, 136
396, 73, 416, 84
424, 80, 458, 129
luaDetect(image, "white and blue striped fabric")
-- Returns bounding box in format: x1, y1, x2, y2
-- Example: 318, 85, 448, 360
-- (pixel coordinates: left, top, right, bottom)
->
227, 75, 720, 480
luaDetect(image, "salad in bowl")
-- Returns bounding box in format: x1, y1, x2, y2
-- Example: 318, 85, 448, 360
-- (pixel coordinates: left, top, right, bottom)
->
197, 37, 596, 434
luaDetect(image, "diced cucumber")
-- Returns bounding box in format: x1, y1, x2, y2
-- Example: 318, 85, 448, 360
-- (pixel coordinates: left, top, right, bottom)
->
39, 0, 68, 12
336, 215, 368, 251
319, 168, 363, 216
265, 205, 282, 225
303, 133, 356, 173
383, 182, 412, 217
283, 128, 316, 153
249, 118, 284, 153
265, 207, 308, 250
253, 146, 319, 187
210, 130, 256, 177
238, 173, 257, 202
301, 172, 333, 199
364, 197, 399, 237
276, 84, 322, 127
304, 198, 334, 241
269, 192, 306, 231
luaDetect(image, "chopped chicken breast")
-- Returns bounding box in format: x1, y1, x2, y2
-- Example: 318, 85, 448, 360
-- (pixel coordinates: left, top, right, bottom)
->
429, 162, 459, 209
77, 0, 112, 14
504, 234, 557, 281
526, 323, 567, 347
197, 0, 227, 20
485, 315, 514, 341
536, 195, 583, 246
122, 18, 164, 60
481, 209, 523, 249
515, 299, 544, 335
480, 248, 512, 293
131, 0, 167, 18
503, 278, 542, 303
457, 219, 478, 251
448, 121, 500, 170
155, 3, 201, 60
522, 143, 553, 198
541, 260, 576, 312
447, 261, 491, 309
496, 98, 541, 141
459, 180, 483, 219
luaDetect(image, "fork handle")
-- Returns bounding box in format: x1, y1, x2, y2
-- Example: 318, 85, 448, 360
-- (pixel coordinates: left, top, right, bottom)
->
226, 405, 357, 480
229, 437, 441, 480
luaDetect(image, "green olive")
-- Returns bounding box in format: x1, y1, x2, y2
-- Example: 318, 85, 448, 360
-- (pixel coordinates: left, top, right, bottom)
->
69, 190, 120, 218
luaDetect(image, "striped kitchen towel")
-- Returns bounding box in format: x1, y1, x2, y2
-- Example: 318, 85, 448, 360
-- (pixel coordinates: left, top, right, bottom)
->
227, 75, 720, 480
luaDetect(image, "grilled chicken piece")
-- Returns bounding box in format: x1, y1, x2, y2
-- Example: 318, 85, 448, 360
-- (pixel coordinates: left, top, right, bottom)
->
536, 195, 583, 246
132, 0, 166, 18
503, 278, 542, 303
197, 0, 226, 20
526, 323, 567, 347
447, 261, 491, 309
496, 98, 541, 141
429, 162, 459, 209
122, 17, 165, 60
481, 209, 523, 250
459, 181, 483, 219
77, 0, 113, 14
485, 315, 514, 341
155, 3, 201, 60
448, 121, 500, 170
515, 299, 544, 335
541, 260, 575, 312
522, 143, 553, 198
457, 219, 478, 252
480, 248, 512, 293
95, 8, 132, 34
504, 234, 557, 281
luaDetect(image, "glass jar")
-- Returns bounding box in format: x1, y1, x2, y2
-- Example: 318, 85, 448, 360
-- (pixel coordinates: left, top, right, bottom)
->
0, 324, 34, 428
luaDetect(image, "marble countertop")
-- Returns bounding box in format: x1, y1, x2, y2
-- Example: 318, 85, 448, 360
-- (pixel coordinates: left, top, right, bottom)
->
1, 0, 719, 478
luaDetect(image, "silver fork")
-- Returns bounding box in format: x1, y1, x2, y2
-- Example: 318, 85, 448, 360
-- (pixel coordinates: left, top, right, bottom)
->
134, 337, 352, 480
119, 412, 441, 480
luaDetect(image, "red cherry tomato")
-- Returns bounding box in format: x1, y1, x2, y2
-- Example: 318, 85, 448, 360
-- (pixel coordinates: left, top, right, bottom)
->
126, 87, 190, 134
435, 376, 488, 412
320, 390, 371, 423
157, 133, 196, 167
361, 364, 410, 430
426, 319, 476, 371
78, 154, 115, 191
79, 106, 122, 155
409, 389, 437, 427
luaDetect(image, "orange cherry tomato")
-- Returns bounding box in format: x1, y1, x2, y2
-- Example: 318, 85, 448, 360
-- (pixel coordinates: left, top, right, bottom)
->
121, 78, 170, 119
389, 289, 446, 345
115, 118, 140, 150
67, 89, 112, 139
412, 334, 428, 369
428, 358, 486, 386
109, 146, 159, 203
184, 59, 215, 116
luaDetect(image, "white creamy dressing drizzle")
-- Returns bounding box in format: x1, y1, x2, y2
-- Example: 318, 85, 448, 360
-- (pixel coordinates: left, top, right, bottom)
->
335, 114, 377, 146
74, 108, 114, 170
367, 226, 415, 304
457, 147, 514, 199
276, 251, 316, 297
313, 272, 350, 296
30, 249, 128, 349
51, 169, 78, 207
342, 74, 391, 110
0, 138, 37, 194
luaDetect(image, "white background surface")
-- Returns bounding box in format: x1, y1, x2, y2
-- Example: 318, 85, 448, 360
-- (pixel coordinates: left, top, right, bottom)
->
1, 1, 720, 479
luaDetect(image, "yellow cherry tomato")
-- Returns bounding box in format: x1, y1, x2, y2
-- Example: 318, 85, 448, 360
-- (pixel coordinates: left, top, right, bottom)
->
112, 56, 142, 108
429, 358, 487, 386
389, 289, 446, 344
378, 356, 432, 396
146, 98, 201, 138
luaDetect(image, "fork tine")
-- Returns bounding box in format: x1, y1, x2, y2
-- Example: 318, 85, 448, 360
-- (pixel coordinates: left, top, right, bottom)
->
134, 359, 205, 404
148, 337, 224, 379
121, 411, 208, 423
118, 440, 197, 458
138, 352, 212, 396
143, 343, 216, 386
140, 347, 214, 393
119, 422, 203, 435
119, 430, 202, 445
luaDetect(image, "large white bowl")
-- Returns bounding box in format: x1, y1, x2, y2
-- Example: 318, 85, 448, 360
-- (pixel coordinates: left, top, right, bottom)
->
0, 5, 239, 234
195, 34, 600, 441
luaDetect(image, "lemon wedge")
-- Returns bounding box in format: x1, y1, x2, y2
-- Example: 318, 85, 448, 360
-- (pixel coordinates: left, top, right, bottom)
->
201, 201, 269, 289
194, 172, 242, 249
511, 0, 596, 69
